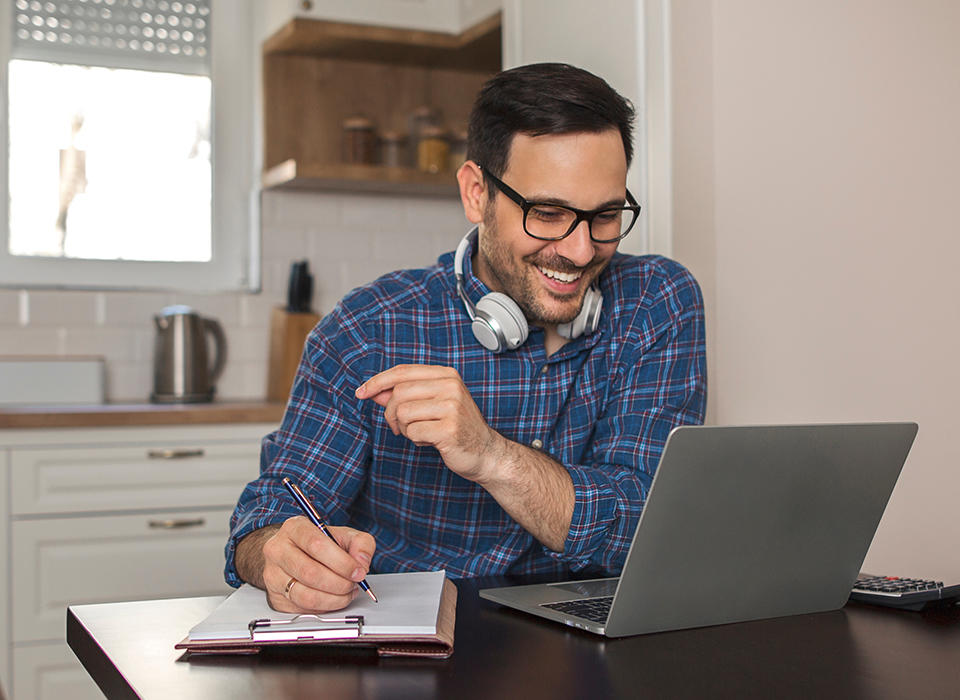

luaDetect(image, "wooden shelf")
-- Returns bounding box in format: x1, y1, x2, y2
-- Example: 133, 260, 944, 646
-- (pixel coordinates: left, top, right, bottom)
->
263, 13, 501, 72
263, 159, 460, 197
260, 14, 501, 197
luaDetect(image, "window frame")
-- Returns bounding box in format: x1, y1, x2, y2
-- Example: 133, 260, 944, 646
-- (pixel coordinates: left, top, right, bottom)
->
0, 0, 259, 292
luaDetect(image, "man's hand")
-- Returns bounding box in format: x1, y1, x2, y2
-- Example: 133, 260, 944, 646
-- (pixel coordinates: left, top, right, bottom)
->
355, 363, 575, 552
355, 364, 505, 484
235, 517, 376, 614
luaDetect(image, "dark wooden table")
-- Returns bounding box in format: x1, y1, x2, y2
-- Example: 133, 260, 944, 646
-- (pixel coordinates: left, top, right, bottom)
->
68, 578, 960, 699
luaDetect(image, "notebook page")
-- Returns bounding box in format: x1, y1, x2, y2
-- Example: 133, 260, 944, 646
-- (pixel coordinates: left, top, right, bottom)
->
189, 570, 447, 640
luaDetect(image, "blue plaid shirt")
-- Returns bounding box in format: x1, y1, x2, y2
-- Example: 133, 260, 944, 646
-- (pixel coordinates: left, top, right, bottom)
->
225, 240, 706, 584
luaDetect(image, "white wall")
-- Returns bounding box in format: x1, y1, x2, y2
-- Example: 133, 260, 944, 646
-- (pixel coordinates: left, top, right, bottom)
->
671, 0, 960, 580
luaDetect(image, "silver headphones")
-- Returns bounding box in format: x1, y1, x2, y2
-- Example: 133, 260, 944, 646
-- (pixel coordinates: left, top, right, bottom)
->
454, 230, 603, 353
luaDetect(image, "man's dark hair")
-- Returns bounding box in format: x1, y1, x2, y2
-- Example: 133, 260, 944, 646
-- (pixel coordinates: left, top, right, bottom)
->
466, 62, 636, 181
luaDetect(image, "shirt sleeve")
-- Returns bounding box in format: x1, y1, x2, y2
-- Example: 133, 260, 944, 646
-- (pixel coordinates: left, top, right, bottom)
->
546, 261, 707, 575
223, 303, 376, 587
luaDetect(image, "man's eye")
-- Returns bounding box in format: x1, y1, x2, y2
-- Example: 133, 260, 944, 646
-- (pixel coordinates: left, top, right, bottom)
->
529, 206, 568, 222
595, 210, 622, 224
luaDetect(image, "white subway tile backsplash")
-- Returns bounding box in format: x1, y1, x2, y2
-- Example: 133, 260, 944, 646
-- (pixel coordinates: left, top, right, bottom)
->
62, 328, 138, 364
340, 193, 411, 233
372, 229, 441, 265
26, 290, 99, 326
260, 259, 291, 298
107, 361, 153, 402
168, 294, 242, 327
227, 327, 271, 363
0, 290, 19, 325
263, 190, 340, 231
308, 228, 375, 262
216, 359, 267, 400
102, 292, 175, 328
132, 329, 155, 363
402, 196, 470, 235
0, 328, 64, 356
240, 293, 280, 328
260, 225, 309, 262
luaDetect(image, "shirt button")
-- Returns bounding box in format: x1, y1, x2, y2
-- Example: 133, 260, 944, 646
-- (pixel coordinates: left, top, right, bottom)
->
531, 439, 543, 449
540, 366, 549, 376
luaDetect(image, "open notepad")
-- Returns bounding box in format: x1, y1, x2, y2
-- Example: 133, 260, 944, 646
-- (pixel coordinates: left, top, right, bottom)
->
176, 570, 456, 658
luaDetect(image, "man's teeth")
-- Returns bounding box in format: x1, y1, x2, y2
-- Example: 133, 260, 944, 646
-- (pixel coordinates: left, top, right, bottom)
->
538, 266, 582, 283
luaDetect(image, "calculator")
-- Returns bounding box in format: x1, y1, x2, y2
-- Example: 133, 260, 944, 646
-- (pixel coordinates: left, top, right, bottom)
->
849, 574, 960, 611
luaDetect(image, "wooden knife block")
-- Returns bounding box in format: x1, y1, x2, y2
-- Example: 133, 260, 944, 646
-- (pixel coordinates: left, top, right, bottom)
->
267, 307, 321, 402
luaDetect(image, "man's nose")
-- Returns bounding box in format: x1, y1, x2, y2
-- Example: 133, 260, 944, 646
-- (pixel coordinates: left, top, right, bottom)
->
553, 219, 595, 267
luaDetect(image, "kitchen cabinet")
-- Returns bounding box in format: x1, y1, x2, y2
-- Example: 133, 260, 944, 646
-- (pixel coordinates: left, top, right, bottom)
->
260, 13, 502, 197
0, 420, 274, 700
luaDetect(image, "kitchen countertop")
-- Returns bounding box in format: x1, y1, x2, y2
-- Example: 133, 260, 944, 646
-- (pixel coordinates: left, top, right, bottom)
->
0, 400, 286, 429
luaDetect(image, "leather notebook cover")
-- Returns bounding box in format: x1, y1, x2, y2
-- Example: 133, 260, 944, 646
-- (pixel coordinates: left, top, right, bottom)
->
176, 571, 456, 659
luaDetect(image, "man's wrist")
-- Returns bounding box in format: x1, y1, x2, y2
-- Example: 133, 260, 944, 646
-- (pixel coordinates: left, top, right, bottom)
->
474, 430, 520, 488
234, 523, 281, 588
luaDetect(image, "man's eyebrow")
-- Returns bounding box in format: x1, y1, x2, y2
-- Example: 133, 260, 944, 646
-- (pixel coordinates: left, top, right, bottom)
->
528, 194, 628, 209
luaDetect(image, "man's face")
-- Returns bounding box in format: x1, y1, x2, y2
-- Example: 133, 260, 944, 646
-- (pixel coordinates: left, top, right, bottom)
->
474, 129, 627, 327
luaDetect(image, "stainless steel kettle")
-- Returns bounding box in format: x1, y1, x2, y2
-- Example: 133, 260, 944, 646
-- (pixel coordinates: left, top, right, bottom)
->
150, 305, 227, 403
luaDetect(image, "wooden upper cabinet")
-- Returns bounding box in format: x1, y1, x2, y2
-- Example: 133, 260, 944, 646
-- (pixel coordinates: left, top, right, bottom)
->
261, 13, 502, 197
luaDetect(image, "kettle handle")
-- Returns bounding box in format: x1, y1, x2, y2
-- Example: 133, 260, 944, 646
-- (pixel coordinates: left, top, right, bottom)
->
204, 318, 228, 386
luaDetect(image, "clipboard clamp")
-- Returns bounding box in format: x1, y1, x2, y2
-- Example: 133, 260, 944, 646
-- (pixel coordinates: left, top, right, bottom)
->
247, 614, 365, 642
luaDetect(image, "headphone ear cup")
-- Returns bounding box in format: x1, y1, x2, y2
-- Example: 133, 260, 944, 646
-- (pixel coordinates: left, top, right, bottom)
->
474, 292, 528, 352
557, 286, 603, 340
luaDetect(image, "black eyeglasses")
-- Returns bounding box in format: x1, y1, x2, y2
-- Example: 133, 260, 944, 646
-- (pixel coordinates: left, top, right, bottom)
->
478, 165, 641, 243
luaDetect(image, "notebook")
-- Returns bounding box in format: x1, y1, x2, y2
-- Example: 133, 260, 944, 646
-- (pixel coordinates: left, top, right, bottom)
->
480, 423, 918, 637
177, 569, 456, 658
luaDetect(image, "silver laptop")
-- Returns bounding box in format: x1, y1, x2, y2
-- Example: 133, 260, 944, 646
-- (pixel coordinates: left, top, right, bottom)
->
480, 423, 918, 637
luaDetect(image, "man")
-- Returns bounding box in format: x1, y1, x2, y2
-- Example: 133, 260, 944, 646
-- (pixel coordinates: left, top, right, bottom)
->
227, 63, 706, 614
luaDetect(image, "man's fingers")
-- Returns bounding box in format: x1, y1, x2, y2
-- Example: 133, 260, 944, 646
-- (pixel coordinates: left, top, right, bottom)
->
284, 518, 372, 582
356, 364, 458, 399
392, 398, 458, 434
334, 526, 376, 571
381, 378, 464, 433
265, 565, 358, 614
260, 518, 377, 614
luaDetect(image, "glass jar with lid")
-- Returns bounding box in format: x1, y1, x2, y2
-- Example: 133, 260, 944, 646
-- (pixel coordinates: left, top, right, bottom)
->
449, 128, 468, 170
379, 130, 407, 168
341, 116, 377, 165
417, 126, 450, 174
407, 105, 441, 168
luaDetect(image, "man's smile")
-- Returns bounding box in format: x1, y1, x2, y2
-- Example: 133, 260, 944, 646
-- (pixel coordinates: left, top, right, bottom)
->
537, 265, 583, 284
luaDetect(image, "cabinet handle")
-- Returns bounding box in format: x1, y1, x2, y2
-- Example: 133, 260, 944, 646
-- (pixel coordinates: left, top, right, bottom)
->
147, 448, 205, 460
148, 518, 206, 530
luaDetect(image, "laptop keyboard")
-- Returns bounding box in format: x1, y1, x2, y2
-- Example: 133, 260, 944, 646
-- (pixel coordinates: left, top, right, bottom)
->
542, 596, 613, 623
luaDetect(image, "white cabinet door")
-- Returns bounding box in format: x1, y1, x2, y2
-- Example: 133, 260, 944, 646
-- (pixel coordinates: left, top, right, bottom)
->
12, 509, 234, 643
12, 641, 104, 700
11, 441, 260, 516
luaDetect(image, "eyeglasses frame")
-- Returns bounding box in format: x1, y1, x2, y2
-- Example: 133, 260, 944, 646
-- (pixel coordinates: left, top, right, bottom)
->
477, 164, 641, 242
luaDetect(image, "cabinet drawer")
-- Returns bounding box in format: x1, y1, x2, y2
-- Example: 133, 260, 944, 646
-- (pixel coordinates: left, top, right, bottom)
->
13, 640, 103, 700
12, 509, 234, 643
11, 440, 260, 515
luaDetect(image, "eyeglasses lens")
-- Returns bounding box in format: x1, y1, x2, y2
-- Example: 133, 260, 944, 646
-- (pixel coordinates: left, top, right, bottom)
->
524, 205, 637, 242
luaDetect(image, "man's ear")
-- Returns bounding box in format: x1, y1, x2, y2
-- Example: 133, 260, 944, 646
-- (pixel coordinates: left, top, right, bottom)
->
457, 161, 487, 224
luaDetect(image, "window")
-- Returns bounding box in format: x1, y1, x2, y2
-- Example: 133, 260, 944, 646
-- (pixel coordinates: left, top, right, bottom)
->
0, 0, 256, 291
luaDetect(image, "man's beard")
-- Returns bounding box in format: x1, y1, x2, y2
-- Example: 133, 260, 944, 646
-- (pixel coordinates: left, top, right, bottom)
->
477, 211, 607, 326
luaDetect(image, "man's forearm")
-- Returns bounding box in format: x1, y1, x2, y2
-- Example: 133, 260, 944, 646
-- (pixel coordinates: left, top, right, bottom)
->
477, 437, 575, 552
234, 523, 281, 588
